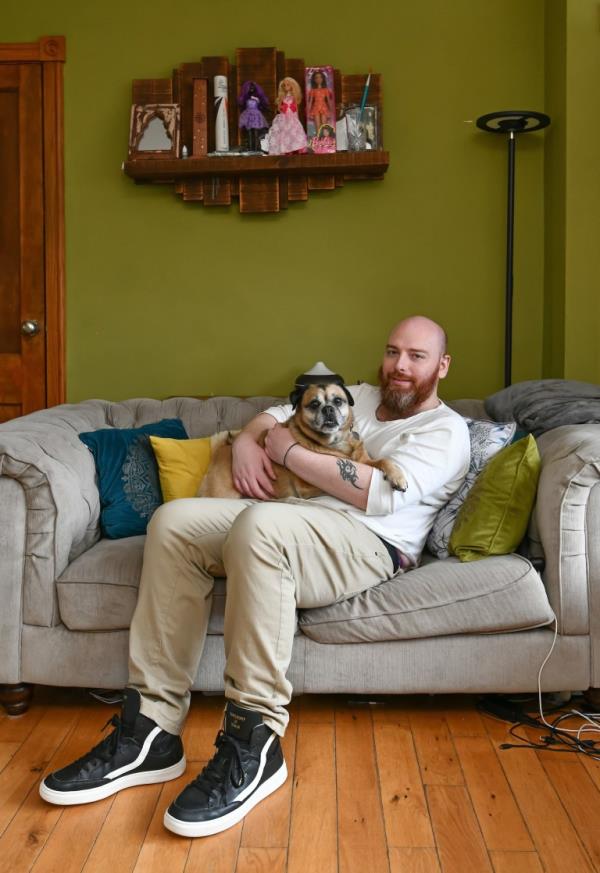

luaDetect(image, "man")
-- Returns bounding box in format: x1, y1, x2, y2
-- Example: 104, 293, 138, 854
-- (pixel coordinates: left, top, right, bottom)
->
40, 315, 470, 838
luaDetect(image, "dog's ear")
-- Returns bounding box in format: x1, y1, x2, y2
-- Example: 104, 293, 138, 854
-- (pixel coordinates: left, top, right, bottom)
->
342, 386, 355, 406
289, 386, 305, 409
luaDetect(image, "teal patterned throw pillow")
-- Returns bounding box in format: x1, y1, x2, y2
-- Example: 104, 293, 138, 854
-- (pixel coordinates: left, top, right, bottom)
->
79, 418, 188, 538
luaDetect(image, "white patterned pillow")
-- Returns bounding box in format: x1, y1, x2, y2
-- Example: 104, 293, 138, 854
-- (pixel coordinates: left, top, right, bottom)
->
426, 418, 517, 559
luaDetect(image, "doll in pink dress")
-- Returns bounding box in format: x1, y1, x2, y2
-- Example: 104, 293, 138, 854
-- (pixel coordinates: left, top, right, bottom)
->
267, 77, 307, 155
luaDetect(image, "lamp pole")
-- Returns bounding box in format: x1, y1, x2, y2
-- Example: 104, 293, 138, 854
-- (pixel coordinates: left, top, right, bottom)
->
476, 111, 550, 388
505, 130, 516, 388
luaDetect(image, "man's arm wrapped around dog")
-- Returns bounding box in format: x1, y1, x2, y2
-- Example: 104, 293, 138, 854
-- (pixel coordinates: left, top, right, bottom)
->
231, 413, 279, 499
264, 423, 373, 509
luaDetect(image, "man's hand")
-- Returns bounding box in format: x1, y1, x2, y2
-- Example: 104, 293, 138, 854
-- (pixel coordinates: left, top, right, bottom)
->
264, 424, 298, 467
232, 431, 277, 499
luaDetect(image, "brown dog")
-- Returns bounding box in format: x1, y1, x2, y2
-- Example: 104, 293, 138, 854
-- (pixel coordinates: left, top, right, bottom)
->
197, 382, 407, 499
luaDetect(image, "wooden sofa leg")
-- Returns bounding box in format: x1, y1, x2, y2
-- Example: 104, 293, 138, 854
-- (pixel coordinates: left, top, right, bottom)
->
0, 683, 34, 716
583, 687, 600, 709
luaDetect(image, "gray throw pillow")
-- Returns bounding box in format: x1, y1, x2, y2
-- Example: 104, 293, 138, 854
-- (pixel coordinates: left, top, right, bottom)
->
426, 418, 517, 560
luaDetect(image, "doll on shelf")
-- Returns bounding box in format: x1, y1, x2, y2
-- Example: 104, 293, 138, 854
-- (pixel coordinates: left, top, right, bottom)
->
238, 81, 269, 152
311, 124, 336, 154
266, 77, 307, 155
306, 69, 335, 135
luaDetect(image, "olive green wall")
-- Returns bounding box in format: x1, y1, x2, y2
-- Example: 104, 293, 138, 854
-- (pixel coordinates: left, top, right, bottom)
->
563, 2, 600, 382
543, 0, 600, 383
543, 0, 566, 378
4, 0, 548, 401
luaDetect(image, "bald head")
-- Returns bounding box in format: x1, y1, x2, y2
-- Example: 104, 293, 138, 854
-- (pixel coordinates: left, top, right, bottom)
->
378, 315, 451, 418
388, 316, 448, 357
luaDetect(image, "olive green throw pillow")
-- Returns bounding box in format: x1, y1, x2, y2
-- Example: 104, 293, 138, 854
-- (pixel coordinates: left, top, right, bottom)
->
449, 434, 541, 562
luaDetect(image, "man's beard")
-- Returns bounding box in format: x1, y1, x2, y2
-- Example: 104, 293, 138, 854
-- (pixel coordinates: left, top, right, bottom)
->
378, 366, 439, 417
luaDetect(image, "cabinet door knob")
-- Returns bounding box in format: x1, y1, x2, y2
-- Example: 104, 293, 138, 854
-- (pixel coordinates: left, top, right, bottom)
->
21, 320, 41, 336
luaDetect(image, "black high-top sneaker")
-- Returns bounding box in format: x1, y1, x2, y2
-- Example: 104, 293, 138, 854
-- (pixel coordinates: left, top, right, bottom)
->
163, 701, 287, 837
39, 688, 186, 805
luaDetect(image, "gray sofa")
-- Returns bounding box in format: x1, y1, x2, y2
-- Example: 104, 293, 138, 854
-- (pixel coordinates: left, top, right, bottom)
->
1, 394, 599, 715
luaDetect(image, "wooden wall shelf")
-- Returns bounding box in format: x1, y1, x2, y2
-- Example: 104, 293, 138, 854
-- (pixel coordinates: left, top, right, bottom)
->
124, 47, 389, 213
124, 151, 389, 181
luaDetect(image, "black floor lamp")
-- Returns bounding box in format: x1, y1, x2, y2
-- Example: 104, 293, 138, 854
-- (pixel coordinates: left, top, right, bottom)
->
476, 110, 550, 387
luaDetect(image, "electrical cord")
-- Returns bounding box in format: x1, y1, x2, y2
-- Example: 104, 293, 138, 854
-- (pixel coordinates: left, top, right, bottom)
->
478, 620, 600, 760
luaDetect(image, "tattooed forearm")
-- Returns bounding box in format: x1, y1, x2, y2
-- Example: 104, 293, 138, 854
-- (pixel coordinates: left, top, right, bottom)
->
336, 459, 364, 490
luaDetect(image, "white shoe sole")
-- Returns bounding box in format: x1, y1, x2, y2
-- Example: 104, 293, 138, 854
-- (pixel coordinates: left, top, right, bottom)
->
163, 760, 288, 838
39, 756, 187, 806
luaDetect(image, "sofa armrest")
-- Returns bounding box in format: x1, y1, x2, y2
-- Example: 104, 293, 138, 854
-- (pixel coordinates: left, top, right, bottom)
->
0, 408, 103, 627
0, 477, 27, 682
532, 426, 600, 668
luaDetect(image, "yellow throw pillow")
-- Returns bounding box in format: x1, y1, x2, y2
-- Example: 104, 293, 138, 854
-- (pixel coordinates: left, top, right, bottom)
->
149, 436, 212, 502
448, 434, 541, 562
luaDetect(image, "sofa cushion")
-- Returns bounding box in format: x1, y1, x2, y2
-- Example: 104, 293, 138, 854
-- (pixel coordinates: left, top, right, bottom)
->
56, 536, 228, 634
298, 554, 554, 643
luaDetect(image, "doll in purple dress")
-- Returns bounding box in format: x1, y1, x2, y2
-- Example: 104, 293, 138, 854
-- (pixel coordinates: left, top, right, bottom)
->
267, 77, 307, 155
238, 81, 269, 151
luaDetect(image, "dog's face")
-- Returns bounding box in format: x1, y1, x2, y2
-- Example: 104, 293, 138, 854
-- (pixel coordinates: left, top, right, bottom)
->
294, 383, 353, 439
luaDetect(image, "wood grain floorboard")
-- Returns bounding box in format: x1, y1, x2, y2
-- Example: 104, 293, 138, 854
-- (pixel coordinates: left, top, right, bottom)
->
81, 784, 162, 873
181, 695, 226, 762
388, 847, 441, 873
0, 705, 80, 840
336, 705, 389, 873
29, 800, 111, 873
287, 723, 337, 873
0, 742, 21, 773
444, 705, 488, 738
453, 735, 533, 852
410, 713, 463, 786
538, 754, 600, 869
427, 784, 493, 873
374, 722, 435, 848
371, 698, 411, 729
0, 703, 98, 873
489, 850, 545, 872
236, 847, 287, 873
131, 773, 192, 873
0, 705, 45, 745
184, 820, 243, 873
580, 754, 600, 792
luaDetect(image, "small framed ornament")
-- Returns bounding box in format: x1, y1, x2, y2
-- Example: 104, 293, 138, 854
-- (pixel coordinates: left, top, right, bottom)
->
129, 104, 180, 159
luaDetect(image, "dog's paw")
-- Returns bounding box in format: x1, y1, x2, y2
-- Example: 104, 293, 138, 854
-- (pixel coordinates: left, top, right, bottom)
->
383, 467, 408, 492
386, 476, 408, 492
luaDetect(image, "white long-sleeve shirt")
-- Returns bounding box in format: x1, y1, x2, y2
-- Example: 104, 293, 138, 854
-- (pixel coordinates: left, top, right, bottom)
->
265, 383, 470, 564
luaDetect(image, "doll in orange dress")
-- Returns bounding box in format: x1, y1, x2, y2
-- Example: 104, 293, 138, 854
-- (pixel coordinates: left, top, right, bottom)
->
307, 69, 335, 135
267, 77, 307, 155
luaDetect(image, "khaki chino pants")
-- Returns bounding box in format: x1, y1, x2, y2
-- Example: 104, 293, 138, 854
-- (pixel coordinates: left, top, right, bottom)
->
128, 497, 397, 737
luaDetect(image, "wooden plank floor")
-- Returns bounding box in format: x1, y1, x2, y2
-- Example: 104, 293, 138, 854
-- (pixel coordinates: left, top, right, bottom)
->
0, 688, 599, 872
